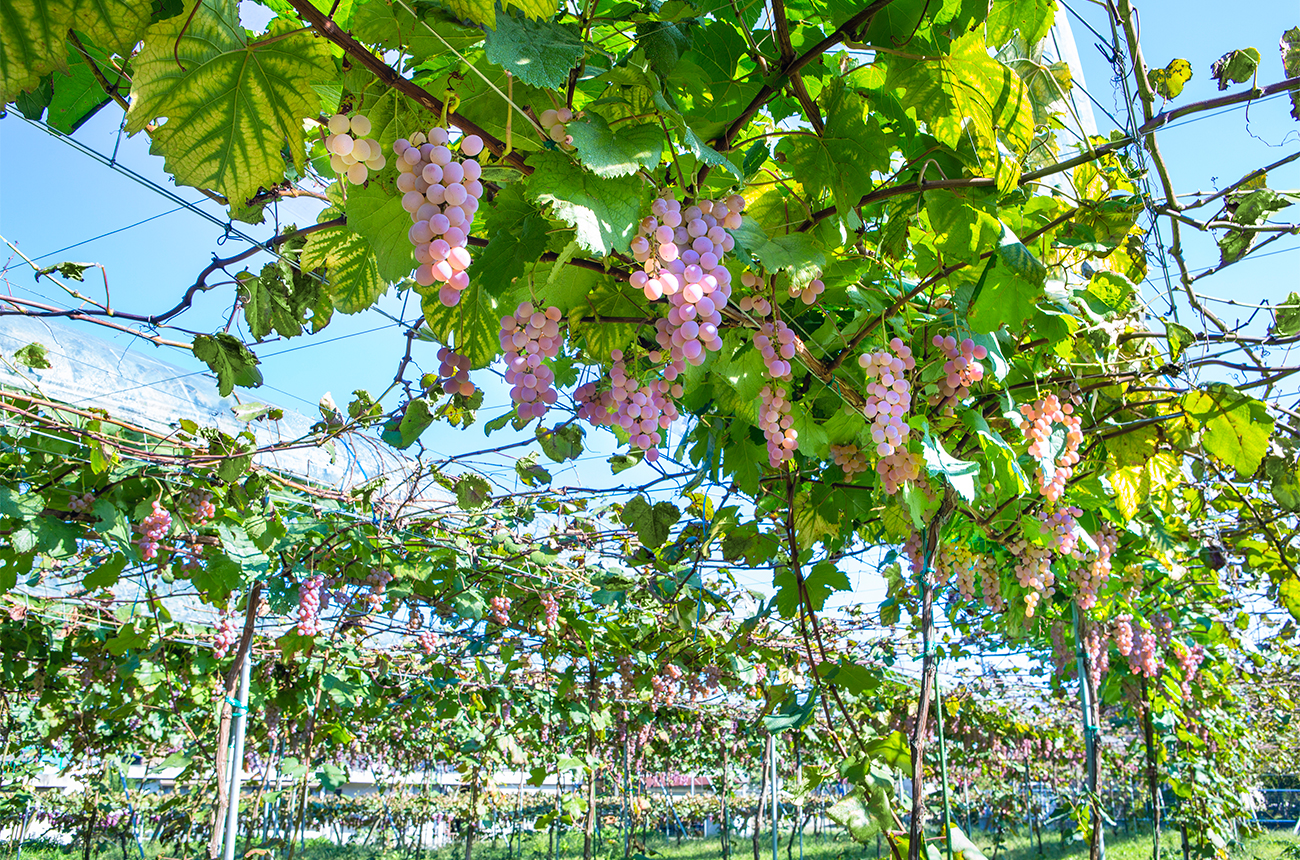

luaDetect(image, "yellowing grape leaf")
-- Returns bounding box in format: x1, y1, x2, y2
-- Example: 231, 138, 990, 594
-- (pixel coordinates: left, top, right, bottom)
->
0, 0, 74, 103
301, 221, 388, 314
525, 151, 645, 256
1283, 27, 1300, 120
126, 0, 334, 207
986, 0, 1056, 46
1147, 58, 1192, 99
73, 0, 154, 59
1181, 384, 1273, 478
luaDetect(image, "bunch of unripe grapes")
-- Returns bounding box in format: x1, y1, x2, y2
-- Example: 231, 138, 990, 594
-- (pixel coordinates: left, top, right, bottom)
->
181, 487, 216, 524
573, 349, 681, 463
395, 128, 485, 308
1174, 641, 1205, 697
538, 107, 575, 146
406, 604, 424, 632
296, 574, 324, 636
859, 338, 920, 493
754, 320, 795, 379
325, 113, 386, 184
1018, 393, 1083, 502
1008, 532, 1054, 618
213, 612, 239, 658
630, 194, 743, 370
977, 554, 1004, 611
1070, 521, 1116, 610
736, 272, 773, 316
830, 444, 869, 480
539, 592, 561, 633
434, 346, 476, 397
930, 335, 987, 408
787, 278, 825, 306
489, 595, 511, 625
499, 303, 562, 421
135, 500, 172, 561
938, 542, 979, 602
758, 384, 797, 468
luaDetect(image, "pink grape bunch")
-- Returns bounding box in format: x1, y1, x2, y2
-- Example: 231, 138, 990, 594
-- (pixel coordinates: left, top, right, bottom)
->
573, 349, 681, 463
1127, 625, 1162, 678
787, 278, 825, 306
418, 630, 440, 656
754, 320, 796, 379
1113, 614, 1135, 656
736, 272, 773, 316
630, 194, 744, 369
395, 128, 486, 308
758, 384, 797, 467
1070, 522, 1117, 610
858, 338, 920, 493
296, 574, 324, 637
539, 592, 561, 633
490, 595, 511, 625
978, 554, 1006, 611
135, 500, 172, 561
1174, 641, 1205, 698
930, 335, 988, 409
68, 492, 95, 514
325, 113, 385, 184
1083, 622, 1110, 691
539, 107, 575, 147
499, 303, 563, 422
1042, 506, 1086, 560
406, 604, 424, 632
435, 346, 476, 397
363, 567, 392, 613
1008, 532, 1055, 619
213, 611, 240, 658
830, 444, 869, 480
1151, 611, 1173, 646
1018, 393, 1084, 502
181, 488, 216, 525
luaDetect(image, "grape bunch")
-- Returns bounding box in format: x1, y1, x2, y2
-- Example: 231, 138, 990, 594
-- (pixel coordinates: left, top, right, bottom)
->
363, 567, 392, 613
135, 500, 172, 561
830, 444, 869, 480
395, 128, 486, 308
979, 557, 1007, 612
213, 612, 240, 659
499, 303, 562, 421
1018, 393, 1083, 502
296, 574, 324, 637
68, 492, 95, 514
539, 107, 575, 147
1151, 611, 1173, 646
1083, 622, 1109, 691
325, 113, 385, 185
754, 320, 795, 379
1008, 533, 1054, 619
1174, 641, 1205, 697
1070, 522, 1117, 610
903, 530, 926, 579
432, 346, 476, 397
630, 194, 744, 369
1113, 614, 1135, 656
858, 338, 919, 493
930, 335, 988, 409
758, 384, 798, 467
938, 542, 979, 602
1042, 506, 1086, 560
181, 488, 216, 525
787, 278, 825, 306
406, 604, 424, 632
539, 592, 561, 633
418, 630, 440, 656
736, 272, 772, 316
573, 349, 681, 463
1127, 626, 1161, 678
489, 595, 511, 625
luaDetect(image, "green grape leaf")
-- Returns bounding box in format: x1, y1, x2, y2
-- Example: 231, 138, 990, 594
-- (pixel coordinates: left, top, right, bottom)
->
925, 192, 1002, 262
1281, 576, 1300, 623
1147, 58, 1193, 99
1182, 384, 1273, 478
13, 342, 51, 370
192, 333, 263, 397
301, 220, 388, 314
1265, 456, 1300, 512
967, 258, 1040, 334
1210, 47, 1261, 90
1165, 320, 1196, 361
1283, 27, 1300, 121
455, 473, 493, 510
921, 429, 979, 502
566, 114, 664, 178
772, 561, 850, 618
83, 553, 127, 590
731, 220, 826, 288
536, 422, 585, 462
620, 495, 680, 548
985, 0, 1055, 46
0, 0, 74, 104
1085, 271, 1136, 314
828, 786, 893, 843
777, 83, 890, 218
126, 0, 334, 207
525, 151, 644, 256
351, 0, 484, 62
45, 37, 125, 133
1218, 189, 1294, 264
1274, 291, 1300, 337
419, 280, 500, 369
484, 11, 583, 89
996, 226, 1047, 287
344, 180, 415, 283
476, 214, 550, 298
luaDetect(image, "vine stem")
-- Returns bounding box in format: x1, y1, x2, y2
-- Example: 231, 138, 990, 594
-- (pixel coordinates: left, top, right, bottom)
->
208, 581, 263, 860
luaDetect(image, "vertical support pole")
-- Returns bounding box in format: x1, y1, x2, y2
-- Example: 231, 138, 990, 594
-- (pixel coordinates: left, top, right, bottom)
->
934, 690, 953, 860
769, 735, 778, 860
222, 655, 252, 860
1073, 604, 1105, 860
623, 730, 631, 860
